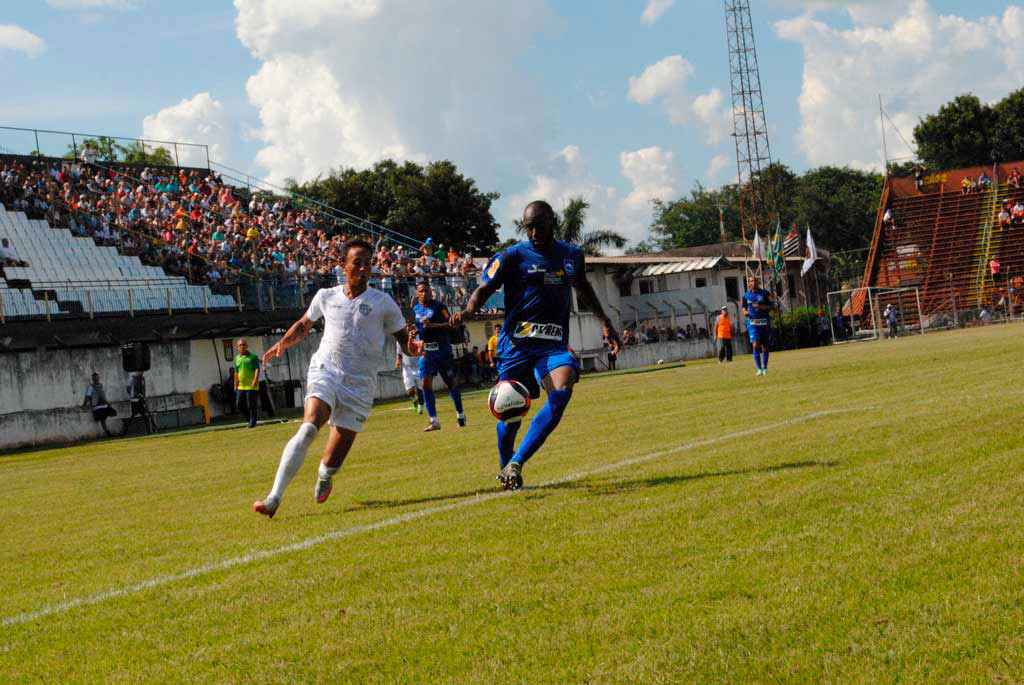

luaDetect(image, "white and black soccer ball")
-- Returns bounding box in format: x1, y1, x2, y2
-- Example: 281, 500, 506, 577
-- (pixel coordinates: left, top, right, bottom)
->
487, 380, 532, 423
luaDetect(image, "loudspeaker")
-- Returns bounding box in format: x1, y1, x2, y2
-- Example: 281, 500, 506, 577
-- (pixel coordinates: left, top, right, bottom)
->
122, 342, 151, 373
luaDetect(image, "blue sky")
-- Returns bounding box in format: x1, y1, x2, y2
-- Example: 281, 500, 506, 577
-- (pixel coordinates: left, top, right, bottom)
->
2, 1, 1021, 247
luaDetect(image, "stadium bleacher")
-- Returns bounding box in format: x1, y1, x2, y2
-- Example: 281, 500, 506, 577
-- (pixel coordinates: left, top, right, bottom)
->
859, 161, 1024, 328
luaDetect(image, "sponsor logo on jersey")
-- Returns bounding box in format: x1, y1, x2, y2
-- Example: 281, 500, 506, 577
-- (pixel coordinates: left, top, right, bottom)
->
513, 321, 564, 340
423, 341, 440, 352
748, 318, 769, 326
543, 269, 566, 285
526, 264, 547, 274
359, 303, 372, 315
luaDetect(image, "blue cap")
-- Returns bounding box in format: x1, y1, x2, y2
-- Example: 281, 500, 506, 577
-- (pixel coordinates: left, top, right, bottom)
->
425, 238, 433, 245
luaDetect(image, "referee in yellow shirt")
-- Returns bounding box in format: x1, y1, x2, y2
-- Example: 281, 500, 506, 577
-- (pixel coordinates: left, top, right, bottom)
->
486, 324, 500, 382
234, 339, 261, 428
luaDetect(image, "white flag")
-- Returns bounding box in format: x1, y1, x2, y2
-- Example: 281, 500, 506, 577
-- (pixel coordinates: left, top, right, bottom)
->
801, 229, 818, 276
750, 230, 766, 260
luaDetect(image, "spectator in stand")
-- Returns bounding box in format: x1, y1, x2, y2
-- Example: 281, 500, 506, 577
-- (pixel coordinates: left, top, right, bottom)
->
1010, 167, 1022, 190
714, 306, 734, 362
420, 238, 433, 258
0, 238, 28, 267
1013, 200, 1024, 227
999, 206, 1012, 230
913, 164, 925, 192
961, 176, 972, 195
990, 256, 1002, 294
82, 372, 116, 437
883, 208, 895, 231
978, 171, 991, 191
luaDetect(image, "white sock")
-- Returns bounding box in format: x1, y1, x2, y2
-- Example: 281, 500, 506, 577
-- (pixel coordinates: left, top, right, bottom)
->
318, 462, 339, 479
457, 412, 465, 420
268, 423, 318, 501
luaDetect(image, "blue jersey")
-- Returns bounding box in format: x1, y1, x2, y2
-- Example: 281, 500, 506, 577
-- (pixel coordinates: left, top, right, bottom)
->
742, 288, 772, 327
481, 240, 585, 359
413, 300, 454, 360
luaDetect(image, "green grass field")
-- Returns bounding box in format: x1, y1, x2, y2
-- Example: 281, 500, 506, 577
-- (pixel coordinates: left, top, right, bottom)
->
3, 325, 1024, 682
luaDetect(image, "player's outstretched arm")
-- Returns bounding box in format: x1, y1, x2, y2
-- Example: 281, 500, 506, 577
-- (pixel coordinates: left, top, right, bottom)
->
263, 315, 314, 366
452, 280, 500, 325
574, 275, 621, 348
393, 325, 424, 357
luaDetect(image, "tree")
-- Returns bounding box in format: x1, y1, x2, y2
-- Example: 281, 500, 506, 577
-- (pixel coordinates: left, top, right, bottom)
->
991, 88, 1024, 163
791, 166, 883, 253
286, 158, 500, 253
644, 183, 742, 250
62, 137, 175, 165
913, 94, 997, 169
513, 196, 627, 256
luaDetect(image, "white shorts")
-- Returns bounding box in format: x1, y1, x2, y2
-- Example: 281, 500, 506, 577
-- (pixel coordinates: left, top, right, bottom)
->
402, 366, 421, 391
306, 365, 372, 433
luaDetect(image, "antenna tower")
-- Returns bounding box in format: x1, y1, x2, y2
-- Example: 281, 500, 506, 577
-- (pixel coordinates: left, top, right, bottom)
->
725, 0, 777, 245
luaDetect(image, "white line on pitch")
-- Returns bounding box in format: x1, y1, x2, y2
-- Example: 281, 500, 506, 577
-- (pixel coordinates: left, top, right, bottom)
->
1, 407, 859, 629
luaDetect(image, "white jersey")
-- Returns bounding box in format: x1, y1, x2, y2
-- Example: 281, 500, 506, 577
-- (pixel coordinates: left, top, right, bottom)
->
305, 286, 405, 406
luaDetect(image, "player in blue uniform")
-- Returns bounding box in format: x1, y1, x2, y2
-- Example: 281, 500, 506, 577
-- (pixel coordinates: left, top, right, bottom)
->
742, 275, 774, 376
413, 281, 466, 431
453, 200, 621, 490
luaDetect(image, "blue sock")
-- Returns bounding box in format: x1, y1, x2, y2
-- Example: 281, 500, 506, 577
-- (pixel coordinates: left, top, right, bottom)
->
762, 349, 769, 369
496, 420, 520, 468
423, 386, 437, 419
754, 349, 762, 369
450, 387, 464, 415
511, 388, 572, 466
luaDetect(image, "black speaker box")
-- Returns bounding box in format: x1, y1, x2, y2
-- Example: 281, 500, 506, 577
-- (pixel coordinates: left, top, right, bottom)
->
122, 342, 151, 373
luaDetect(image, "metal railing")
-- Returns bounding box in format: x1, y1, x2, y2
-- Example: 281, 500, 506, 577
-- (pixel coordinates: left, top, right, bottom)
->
0, 126, 209, 168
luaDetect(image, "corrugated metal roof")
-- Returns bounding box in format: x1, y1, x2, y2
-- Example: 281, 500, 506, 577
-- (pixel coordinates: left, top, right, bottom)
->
634, 257, 721, 276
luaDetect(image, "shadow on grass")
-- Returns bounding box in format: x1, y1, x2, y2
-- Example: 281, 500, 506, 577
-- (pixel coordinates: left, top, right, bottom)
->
331, 460, 836, 513
539, 459, 839, 496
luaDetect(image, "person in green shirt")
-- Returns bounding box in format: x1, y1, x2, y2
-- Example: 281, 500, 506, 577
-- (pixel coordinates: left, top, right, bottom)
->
234, 339, 261, 428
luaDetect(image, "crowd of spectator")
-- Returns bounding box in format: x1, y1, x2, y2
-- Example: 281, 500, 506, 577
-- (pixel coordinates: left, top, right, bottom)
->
998, 197, 1024, 229
0, 156, 482, 308
620, 321, 709, 345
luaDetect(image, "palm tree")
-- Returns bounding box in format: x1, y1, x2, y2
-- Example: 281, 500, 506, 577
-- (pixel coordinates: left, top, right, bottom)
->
514, 196, 627, 256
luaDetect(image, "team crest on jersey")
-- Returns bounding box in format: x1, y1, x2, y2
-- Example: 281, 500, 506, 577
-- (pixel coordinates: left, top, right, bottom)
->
513, 321, 564, 340
564, 259, 575, 275
359, 303, 372, 315
485, 256, 501, 280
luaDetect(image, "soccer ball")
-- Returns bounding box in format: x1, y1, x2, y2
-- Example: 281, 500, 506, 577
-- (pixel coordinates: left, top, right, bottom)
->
487, 380, 531, 423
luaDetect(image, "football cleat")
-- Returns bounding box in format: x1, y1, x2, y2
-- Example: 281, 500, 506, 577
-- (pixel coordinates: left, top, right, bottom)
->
253, 496, 279, 518
457, 415, 467, 428
314, 475, 333, 504
424, 421, 441, 432
499, 462, 523, 491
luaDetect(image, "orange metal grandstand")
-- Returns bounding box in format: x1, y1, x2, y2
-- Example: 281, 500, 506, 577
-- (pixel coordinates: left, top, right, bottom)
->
857, 160, 1024, 329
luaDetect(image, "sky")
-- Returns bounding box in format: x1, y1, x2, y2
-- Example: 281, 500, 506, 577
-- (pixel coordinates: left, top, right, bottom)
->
1, 0, 1022, 249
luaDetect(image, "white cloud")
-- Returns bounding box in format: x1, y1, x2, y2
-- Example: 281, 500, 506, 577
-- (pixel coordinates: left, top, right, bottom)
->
234, 0, 555, 185
46, 0, 138, 9
776, 0, 1024, 169
705, 153, 730, 182
0, 25, 45, 58
142, 92, 228, 166
641, 0, 674, 24
506, 145, 678, 249
628, 55, 730, 142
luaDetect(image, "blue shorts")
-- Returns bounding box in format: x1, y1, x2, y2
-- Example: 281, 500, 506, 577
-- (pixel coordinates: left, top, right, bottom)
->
418, 353, 456, 379
748, 324, 771, 345
497, 350, 579, 399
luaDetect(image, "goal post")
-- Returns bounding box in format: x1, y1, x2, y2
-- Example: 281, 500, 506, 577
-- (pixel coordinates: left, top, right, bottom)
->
826, 286, 923, 341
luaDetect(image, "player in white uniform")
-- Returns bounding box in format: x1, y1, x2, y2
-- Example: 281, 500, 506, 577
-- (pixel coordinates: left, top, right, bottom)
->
253, 240, 422, 518
396, 348, 424, 414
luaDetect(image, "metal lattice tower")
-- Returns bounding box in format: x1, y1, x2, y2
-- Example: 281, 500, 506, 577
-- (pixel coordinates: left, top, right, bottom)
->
725, 0, 776, 243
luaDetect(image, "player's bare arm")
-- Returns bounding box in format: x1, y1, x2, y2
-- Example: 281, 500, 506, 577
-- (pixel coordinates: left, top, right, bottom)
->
453, 279, 500, 325
263, 315, 314, 366
574, 275, 621, 347
393, 326, 424, 357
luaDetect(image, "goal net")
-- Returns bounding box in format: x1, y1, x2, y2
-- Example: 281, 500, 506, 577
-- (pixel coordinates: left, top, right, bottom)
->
826, 286, 923, 342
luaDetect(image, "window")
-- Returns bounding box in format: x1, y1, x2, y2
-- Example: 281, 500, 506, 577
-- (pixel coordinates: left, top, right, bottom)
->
694, 277, 707, 288
639, 279, 655, 295
618, 281, 632, 297
725, 277, 739, 300
222, 339, 235, 362
787, 274, 795, 295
